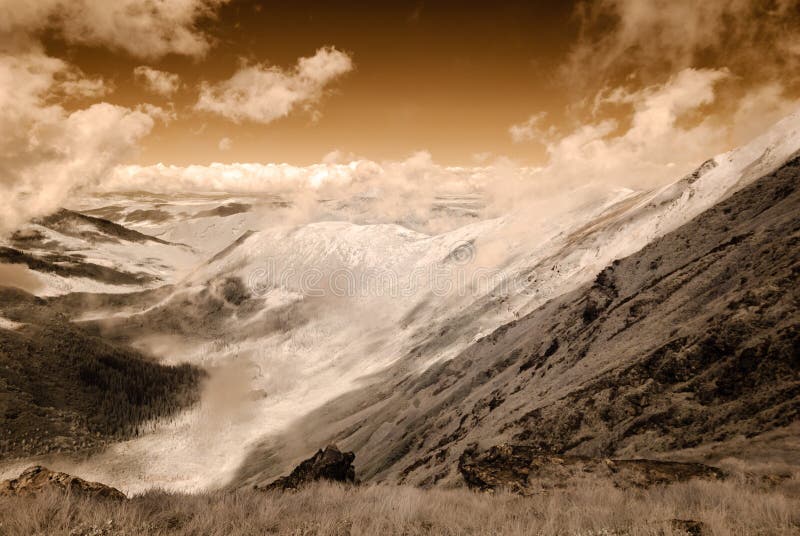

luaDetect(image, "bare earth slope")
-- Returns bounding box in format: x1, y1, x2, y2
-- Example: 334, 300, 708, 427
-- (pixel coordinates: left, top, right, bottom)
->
236, 153, 800, 489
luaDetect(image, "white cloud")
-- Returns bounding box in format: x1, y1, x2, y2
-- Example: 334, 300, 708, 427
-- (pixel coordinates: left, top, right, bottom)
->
729, 83, 800, 145
0, 50, 162, 233
218, 137, 233, 151
528, 68, 733, 189
107, 152, 537, 229
134, 66, 181, 96
512, 66, 798, 192
107, 156, 503, 195
195, 46, 354, 124
0, 0, 221, 234
0, 0, 231, 59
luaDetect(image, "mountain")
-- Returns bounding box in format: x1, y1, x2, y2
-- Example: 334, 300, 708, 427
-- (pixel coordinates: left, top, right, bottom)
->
0, 115, 797, 495
233, 136, 800, 489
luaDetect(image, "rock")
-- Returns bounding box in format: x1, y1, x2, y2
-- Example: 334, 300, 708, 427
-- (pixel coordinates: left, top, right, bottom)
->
0, 466, 126, 501
668, 519, 709, 536
258, 445, 356, 491
458, 444, 725, 494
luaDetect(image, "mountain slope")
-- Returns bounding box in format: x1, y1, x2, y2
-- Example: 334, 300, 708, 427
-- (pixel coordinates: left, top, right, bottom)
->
0, 287, 204, 459
4, 115, 797, 494
2, 210, 199, 295
235, 150, 800, 489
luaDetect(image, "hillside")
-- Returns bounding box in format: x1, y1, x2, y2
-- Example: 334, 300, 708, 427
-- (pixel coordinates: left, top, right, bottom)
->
2, 209, 198, 296
0, 287, 204, 459
235, 151, 800, 488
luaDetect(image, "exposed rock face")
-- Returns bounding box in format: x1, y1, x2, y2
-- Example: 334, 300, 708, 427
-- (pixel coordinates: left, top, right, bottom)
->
458, 444, 725, 494
258, 445, 356, 491
0, 466, 126, 501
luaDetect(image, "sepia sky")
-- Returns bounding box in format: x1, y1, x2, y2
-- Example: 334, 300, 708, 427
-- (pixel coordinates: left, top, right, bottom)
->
30, 0, 800, 166
1, 0, 800, 231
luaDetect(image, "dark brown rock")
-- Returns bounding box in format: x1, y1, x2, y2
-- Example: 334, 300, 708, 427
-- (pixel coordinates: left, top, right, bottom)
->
668, 519, 709, 536
459, 444, 725, 494
258, 445, 356, 491
0, 466, 126, 501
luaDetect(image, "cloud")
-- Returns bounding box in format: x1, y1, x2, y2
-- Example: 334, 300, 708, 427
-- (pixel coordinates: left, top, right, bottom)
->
519, 68, 745, 189
566, 0, 800, 88
0, 0, 219, 234
106, 152, 542, 233
0, 50, 164, 234
218, 137, 233, 151
134, 66, 181, 96
729, 83, 800, 144
107, 157, 500, 195
509, 113, 546, 143
195, 46, 354, 124
510, 0, 800, 192
0, 0, 231, 59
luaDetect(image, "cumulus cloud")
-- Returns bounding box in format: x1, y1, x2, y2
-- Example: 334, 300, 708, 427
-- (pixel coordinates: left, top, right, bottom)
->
134, 66, 182, 96
195, 46, 354, 124
0, 50, 162, 233
0, 0, 230, 59
107, 156, 503, 195
106, 65, 794, 225
0, 0, 228, 234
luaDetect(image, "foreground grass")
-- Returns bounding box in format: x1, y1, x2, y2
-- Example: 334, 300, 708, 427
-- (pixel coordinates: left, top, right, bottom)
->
1, 471, 799, 536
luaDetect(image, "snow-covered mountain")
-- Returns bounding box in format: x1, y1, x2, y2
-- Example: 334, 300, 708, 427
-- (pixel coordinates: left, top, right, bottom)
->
0, 112, 798, 494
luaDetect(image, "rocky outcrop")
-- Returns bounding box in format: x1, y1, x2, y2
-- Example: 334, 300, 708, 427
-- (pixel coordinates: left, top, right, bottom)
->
0, 466, 126, 501
258, 445, 356, 491
459, 445, 725, 494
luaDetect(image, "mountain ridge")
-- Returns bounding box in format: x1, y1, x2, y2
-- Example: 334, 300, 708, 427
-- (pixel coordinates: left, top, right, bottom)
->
233, 145, 800, 490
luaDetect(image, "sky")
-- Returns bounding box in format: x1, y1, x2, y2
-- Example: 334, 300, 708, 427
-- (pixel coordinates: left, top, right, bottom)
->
1, 0, 799, 232
38, 1, 579, 166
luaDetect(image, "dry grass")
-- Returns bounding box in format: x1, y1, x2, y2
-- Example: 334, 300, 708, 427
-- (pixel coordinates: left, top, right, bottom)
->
0, 472, 799, 536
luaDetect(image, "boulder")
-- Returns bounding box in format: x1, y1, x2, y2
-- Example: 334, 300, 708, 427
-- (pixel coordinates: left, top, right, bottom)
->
668, 519, 709, 536
259, 445, 356, 491
459, 444, 725, 494
0, 466, 126, 501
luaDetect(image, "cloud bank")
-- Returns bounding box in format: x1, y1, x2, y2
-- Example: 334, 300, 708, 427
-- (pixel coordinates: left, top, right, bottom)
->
107, 152, 542, 232
195, 47, 354, 124
531, 68, 738, 189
